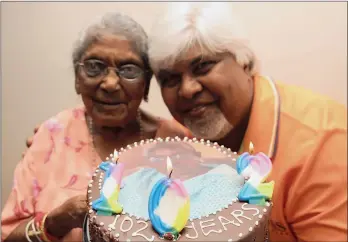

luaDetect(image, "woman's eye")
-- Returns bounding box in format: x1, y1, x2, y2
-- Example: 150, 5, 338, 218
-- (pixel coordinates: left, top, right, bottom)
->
119, 65, 143, 79
193, 61, 217, 75
84, 60, 105, 77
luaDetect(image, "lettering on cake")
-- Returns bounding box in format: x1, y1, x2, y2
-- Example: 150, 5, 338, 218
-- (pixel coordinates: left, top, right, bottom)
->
120, 216, 134, 233
241, 203, 260, 216
199, 219, 223, 236
109, 215, 120, 230
180, 206, 260, 240
101, 206, 262, 240
218, 216, 241, 230
132, 220, 155, 242
231, 210, 252, 224
184, 222, 198, 239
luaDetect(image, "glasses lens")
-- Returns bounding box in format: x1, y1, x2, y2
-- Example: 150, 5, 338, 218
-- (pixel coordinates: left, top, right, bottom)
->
83, 60, 107, 77
118, 65, 144, 80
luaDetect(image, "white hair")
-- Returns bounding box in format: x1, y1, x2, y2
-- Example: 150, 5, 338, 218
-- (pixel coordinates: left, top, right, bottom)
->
148, 2, 258, 75
72, 12, 149, 68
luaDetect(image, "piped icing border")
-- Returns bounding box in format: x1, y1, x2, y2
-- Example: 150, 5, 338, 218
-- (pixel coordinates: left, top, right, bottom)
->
86, 137, 273, 242
87, 199, 272, 242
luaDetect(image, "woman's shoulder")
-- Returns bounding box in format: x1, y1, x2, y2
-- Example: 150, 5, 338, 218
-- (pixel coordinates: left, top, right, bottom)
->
37, 106, 86, 130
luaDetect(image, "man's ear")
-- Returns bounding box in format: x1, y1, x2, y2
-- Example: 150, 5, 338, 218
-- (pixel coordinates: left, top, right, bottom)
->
243, 62, 252, 75
75, 78, 81, 94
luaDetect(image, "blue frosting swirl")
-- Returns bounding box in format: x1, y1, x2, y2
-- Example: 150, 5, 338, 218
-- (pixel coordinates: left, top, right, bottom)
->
118, 165, 244, 220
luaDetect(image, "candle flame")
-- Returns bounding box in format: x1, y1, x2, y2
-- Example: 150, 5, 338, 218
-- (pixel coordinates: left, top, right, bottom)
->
166, 157, 173, 178
249, 142, 254, 154
113, 149, 119, 163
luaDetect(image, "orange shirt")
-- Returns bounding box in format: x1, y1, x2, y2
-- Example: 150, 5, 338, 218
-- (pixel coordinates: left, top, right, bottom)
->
239, 76, 347, 241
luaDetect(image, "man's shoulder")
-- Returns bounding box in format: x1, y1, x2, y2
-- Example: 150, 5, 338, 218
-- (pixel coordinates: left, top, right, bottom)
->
271, 80, 346, 171
270, 81, 347, 180
275, 81, 347, 133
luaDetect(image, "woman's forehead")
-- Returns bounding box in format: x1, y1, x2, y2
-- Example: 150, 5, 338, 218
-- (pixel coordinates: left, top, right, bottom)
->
82, 35, 143, 65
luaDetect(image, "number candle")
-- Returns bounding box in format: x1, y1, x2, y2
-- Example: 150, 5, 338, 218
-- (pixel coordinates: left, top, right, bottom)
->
148, 157, 190, 240
236, 142, 275, 205
92, 149, 124, 215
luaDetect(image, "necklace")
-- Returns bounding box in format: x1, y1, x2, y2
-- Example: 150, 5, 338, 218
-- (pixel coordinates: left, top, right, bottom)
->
86, 110, 144, 171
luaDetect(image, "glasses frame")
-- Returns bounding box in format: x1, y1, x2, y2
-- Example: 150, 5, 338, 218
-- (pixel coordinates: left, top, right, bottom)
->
77, 60, 147, 81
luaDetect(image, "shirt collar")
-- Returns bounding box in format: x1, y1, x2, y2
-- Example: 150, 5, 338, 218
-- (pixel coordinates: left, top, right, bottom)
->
238, 75, 281, 159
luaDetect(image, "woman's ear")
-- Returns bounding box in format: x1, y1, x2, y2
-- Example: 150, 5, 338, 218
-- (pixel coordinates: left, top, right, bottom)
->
75, 78, 81, 94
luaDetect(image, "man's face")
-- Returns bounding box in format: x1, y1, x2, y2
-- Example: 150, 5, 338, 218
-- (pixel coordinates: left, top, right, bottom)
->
155, 46, 253, 140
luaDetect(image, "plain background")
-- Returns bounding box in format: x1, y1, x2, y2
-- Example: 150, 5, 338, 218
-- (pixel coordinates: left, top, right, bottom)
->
1, 2, 347, 207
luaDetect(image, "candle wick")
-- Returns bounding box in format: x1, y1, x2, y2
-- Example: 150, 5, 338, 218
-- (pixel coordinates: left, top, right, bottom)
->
169, 170, 173, 179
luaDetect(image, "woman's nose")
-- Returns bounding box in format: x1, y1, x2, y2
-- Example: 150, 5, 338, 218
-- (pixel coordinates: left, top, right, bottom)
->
100, 69, 121, 92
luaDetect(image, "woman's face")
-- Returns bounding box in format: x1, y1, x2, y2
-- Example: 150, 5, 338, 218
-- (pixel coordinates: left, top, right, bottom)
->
75, 35, 147, 128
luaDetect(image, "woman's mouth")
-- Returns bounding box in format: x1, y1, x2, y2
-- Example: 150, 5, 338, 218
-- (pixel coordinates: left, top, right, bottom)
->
92, 98, 123, 106
92, 98, 127, 111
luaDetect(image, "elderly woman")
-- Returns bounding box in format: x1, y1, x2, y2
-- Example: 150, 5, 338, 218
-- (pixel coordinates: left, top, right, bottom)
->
1, 12, 190, 242
147, 2, 347, 242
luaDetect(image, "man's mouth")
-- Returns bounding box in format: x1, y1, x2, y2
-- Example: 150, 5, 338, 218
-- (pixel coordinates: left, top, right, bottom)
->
184, 102, 215, 117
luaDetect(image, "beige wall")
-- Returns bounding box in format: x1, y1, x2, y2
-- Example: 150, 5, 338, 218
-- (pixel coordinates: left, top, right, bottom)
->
1, 2, 347, 207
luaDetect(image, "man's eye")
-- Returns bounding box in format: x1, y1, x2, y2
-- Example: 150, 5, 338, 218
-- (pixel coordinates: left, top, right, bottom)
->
160, 75, 181, 88
193, 61, 217, 75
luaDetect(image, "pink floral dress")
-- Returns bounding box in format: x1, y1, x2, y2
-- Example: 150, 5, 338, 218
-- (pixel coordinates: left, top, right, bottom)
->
1, 106, 191, 241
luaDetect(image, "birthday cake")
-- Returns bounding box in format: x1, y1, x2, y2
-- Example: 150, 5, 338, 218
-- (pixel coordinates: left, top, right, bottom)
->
84, 137, 274, 242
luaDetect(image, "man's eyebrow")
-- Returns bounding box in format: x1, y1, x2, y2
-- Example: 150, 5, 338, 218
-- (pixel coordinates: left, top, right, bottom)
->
157, 69, 180, 78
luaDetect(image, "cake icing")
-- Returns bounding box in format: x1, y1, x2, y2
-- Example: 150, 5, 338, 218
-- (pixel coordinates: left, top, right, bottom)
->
84, 137, 273, 242
92, 161, 124, 216
237, 152, 275, 205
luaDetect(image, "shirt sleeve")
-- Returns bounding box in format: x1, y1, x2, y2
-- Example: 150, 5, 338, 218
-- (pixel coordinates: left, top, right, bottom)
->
286, 130, 347, 241
1, 122, 54, 241
156, 119, 193, 139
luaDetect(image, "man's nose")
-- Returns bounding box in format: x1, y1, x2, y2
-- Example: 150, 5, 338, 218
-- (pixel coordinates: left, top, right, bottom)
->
178, 74, 203, 99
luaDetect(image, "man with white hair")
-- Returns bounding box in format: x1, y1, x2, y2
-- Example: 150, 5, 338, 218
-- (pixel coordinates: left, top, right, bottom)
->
148, 2, 347, 241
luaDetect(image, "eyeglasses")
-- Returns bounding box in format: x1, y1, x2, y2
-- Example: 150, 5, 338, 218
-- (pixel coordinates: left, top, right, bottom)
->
77, 59, 146, 81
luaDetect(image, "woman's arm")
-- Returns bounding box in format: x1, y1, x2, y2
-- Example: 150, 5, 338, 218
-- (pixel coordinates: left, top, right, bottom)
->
2, 116, 87, 241
5, 194, 87, 242
3, 218, 33, 242
2, 121, 52, 241
22, 124, 40, 157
